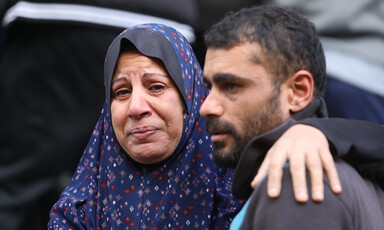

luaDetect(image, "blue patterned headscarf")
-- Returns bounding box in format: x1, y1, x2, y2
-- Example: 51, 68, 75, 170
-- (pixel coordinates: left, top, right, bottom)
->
48, 24, 243, 229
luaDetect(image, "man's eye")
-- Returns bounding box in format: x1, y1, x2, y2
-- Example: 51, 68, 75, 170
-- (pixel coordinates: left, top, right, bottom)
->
148, 84, 166, 94
204, 82, 212, 90
224, 83, 238, 92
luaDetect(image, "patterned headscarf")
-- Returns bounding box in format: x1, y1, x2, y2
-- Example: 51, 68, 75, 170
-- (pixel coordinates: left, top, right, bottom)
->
48, 24, 243, 229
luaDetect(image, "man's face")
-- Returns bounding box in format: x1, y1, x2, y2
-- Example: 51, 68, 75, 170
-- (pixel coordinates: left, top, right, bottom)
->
200, 43, 290, 168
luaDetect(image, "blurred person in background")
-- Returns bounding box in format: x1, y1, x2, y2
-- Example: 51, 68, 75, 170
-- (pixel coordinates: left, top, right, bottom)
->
260, 0, 384, 124
0, 1, 199, 229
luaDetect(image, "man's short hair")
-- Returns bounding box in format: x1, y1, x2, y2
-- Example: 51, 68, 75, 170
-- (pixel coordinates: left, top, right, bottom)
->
204, 5, 326, 97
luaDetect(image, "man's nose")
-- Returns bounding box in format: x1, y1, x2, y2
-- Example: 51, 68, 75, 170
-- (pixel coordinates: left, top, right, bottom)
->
199, 92, 224, 118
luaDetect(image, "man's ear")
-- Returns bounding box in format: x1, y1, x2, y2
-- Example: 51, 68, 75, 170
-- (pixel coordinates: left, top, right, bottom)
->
285, 70, 314, 114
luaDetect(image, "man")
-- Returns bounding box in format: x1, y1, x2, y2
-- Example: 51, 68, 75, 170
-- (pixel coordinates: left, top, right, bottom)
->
200, 5, 384, 229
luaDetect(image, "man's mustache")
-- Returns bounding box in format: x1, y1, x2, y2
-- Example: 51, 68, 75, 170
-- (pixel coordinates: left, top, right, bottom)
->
205, 118, 237, 136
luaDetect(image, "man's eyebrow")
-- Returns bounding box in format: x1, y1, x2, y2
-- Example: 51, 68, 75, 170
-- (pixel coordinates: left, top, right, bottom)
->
202, 76, 211, 84
209, 73, 252, 84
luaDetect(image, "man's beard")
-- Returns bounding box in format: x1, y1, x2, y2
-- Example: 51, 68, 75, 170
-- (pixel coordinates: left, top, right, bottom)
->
206, 119, 250, 169
206, 91, 284, 169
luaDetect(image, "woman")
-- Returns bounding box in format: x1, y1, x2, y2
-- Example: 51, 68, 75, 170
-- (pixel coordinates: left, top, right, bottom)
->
48, 23, 242, 229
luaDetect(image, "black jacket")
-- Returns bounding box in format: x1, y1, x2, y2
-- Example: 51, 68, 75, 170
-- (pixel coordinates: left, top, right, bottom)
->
232, 98, 384, 199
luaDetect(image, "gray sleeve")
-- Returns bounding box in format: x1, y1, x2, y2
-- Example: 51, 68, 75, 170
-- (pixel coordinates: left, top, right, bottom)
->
239, 167, 353, 230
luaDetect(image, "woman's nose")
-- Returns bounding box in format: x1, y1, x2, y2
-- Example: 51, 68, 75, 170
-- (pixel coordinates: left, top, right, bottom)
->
127, 88, 152, 119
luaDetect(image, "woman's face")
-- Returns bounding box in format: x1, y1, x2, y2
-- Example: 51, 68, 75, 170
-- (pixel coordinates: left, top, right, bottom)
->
111, 50, 184, 164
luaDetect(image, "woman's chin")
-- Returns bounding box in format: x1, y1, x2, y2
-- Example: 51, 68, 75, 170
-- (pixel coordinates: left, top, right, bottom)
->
127, 149, 171, 165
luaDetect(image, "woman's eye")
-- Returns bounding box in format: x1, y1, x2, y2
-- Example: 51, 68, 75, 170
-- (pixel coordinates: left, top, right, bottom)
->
148, 84, 166, 94
112, 89, 131, 99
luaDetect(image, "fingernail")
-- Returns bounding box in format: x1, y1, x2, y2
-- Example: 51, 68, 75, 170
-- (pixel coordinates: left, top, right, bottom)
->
269, 188, 278, 197
335, 184, 342, 193
299, 191, 307, 200
314, 191, 323, 201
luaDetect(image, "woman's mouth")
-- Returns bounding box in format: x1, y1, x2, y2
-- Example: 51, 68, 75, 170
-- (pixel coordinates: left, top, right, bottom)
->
129, 127, 157, 140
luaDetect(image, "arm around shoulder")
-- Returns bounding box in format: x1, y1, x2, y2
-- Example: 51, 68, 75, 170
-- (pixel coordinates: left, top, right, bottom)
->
299, 117, 384, 186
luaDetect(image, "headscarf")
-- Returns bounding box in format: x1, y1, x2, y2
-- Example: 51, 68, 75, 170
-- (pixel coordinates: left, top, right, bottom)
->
48, 23, 243, 229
